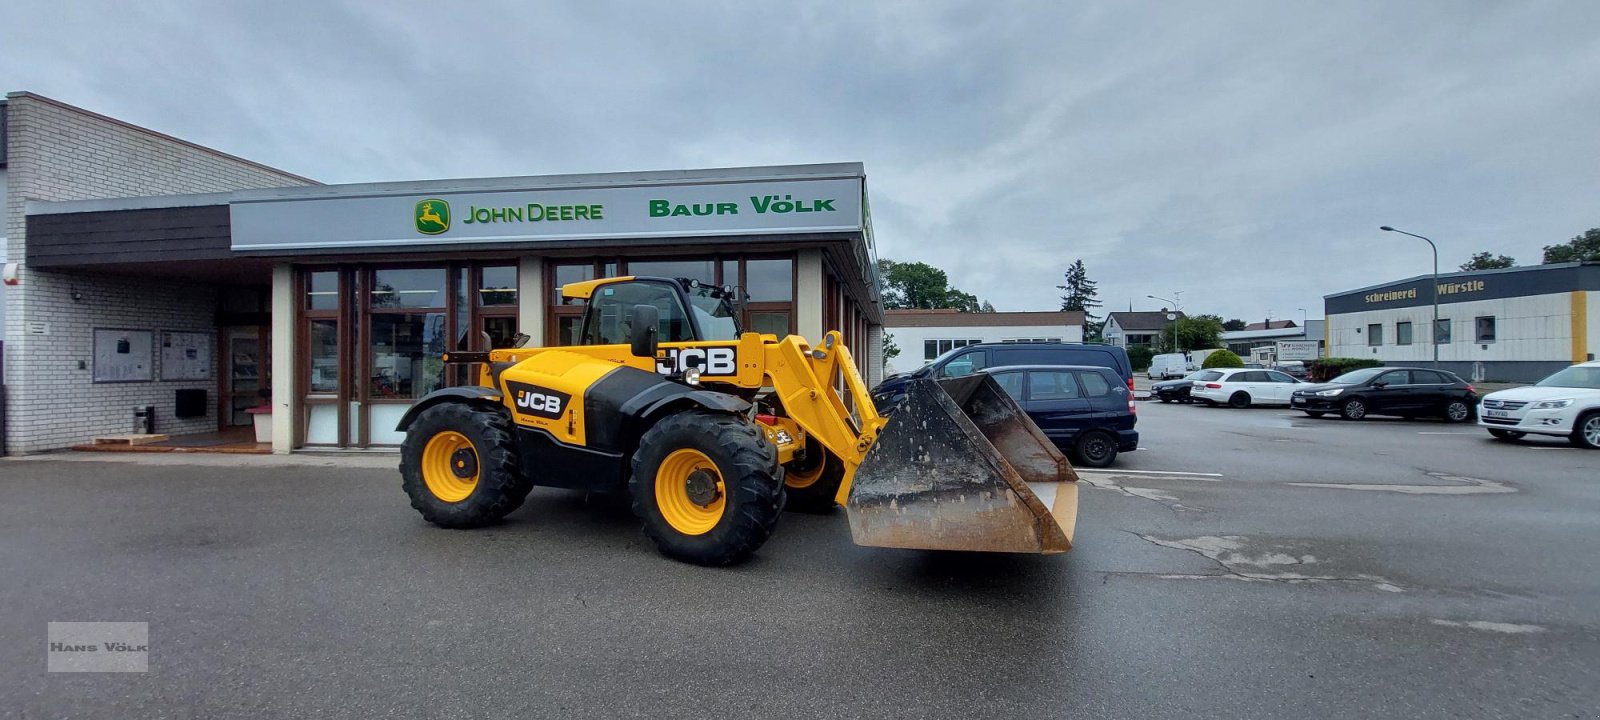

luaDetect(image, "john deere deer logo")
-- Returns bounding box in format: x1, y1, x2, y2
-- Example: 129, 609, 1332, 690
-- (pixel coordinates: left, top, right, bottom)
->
415, 199, 450, 235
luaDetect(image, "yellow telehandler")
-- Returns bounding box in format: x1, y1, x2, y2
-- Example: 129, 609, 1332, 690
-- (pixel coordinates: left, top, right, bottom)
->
397, 275, 1078, 566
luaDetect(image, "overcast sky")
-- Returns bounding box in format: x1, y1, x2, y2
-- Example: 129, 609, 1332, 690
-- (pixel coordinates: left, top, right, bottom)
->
5, 0, 1598, 322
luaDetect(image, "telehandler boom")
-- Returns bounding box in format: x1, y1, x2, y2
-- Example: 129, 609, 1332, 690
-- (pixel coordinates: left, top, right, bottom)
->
397, 275, 1078, 565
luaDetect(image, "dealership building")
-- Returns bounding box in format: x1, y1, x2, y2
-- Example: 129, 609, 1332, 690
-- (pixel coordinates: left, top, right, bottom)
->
1324, 263, 1598, 382
2, 92, 884, 454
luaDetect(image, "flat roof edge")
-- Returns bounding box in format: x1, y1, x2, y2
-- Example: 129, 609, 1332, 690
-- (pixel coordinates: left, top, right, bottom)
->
1322, 261, 1597, 300
230, 162, 866, 203
27, 193, 234, 215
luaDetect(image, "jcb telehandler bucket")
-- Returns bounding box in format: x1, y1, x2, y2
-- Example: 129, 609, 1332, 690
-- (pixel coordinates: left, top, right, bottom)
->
845, 374, 1080, 554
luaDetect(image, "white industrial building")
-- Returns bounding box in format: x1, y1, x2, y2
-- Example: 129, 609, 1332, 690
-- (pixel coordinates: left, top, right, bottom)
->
1324, 263, 1598, 383
883, 309, 1085, 375
1223, 320, 1326, 362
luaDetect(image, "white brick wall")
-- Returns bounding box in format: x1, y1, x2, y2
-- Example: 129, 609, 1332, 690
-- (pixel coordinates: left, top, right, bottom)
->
4, 93, 314, 452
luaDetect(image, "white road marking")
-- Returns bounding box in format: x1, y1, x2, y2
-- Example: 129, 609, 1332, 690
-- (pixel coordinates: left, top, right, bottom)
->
1430, 619, 1546, 634
1139, 534, 1403, 591
1077, 469, 1224, 478
1289, 472, 1514, 495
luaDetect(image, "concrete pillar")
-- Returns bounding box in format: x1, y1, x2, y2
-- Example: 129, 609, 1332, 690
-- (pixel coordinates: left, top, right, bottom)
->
519, 256, 544, 344
270, 263, 296, 454
796, 249, 824, 341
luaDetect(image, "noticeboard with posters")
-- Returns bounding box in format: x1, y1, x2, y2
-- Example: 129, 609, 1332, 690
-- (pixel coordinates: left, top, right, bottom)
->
92, 328, 154, 383
160, 330, 214, 381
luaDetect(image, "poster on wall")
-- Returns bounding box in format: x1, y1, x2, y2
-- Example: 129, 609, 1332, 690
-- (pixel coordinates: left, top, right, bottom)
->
160, 330, 214, 381
93, 328, 154, 383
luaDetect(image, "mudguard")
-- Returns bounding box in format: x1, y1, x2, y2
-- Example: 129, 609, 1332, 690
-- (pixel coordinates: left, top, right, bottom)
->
394, 386, 504, 432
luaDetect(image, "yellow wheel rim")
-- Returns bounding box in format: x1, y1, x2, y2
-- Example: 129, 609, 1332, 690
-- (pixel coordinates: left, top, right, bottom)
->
784, 454, 826, 490
421, 430, 480, 503
654, 448, 726, 535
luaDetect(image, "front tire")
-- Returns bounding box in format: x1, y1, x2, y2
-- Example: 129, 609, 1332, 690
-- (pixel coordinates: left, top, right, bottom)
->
1488, 428, 1526, 442
1442, 399, 1472, 423
782, 442, 844, 514
1228, 392, 1251, 409
1073, 430, 1118, 468
1304, 411, 1326, 418
400, 403, 527, 529
1570, 412, 1600, 450
630, 410, 783, 566
1339, 398, 1367, 420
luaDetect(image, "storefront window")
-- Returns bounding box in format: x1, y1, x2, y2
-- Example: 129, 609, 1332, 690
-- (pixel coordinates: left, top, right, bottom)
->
372, 268, 446, 309
749, 311, 791, 337
308, 319, 339, 393
480, 265, 517, 306
627, 259, 715, 285
370, 313, 447, 399
745, 258, 793, 301
553, 263, 595, 304
306, 271, 339, 310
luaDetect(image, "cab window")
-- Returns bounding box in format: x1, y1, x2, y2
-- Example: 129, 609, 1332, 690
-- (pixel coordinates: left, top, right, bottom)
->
1377, 370, 1412, 386
940, 350, 990, 377
580, 280, 695, 345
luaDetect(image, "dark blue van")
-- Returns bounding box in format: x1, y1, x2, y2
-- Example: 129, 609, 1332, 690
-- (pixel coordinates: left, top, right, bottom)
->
872, 341, 1134, 410
984, 365, 1138, 467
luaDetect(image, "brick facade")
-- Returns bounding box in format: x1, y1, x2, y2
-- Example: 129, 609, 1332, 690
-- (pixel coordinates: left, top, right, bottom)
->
3, 92, 314, 452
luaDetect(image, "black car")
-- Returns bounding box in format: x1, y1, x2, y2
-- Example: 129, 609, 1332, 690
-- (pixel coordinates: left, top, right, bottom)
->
1151, 371, 1209, 403
872, 341, 1133, 411
1291, 367, 1477, 422
984, 365, 1138, 467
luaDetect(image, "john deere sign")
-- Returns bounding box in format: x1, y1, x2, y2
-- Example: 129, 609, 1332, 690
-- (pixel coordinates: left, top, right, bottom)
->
414, 199, 450, 235
231, 173, 863, 253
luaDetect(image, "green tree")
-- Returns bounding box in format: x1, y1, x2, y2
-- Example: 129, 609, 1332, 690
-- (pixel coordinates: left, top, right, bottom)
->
877, 259, 991, 311
882, 331, 901, 369
1460, 251, 1516, 271
1127, 345, 1154, 372
1160, 314, 1224, 353
1201, 348, 1244, 369
1056, 260, 1102, 334
1222, 318, 1248, 331
1543, 228, 1600, 263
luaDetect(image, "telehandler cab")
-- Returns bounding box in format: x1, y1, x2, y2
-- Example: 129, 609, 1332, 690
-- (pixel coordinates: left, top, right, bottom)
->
397, 275, 1079, 566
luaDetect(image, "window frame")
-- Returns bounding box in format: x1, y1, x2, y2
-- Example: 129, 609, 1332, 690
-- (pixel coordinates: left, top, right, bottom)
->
1475, 316, 1497, 344
1396, 321, 1413, 346
1367, 323, 1384, 346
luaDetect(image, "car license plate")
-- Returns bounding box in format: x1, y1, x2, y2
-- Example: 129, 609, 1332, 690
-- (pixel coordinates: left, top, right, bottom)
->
1291, 398, 1305, 405
1486, 409, 1509, 418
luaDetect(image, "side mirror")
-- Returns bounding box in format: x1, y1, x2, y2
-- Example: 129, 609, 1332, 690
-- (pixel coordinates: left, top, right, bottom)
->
629, 304, 659, 358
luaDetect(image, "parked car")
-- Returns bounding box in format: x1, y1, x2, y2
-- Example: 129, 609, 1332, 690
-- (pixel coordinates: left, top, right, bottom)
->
872, 342, 1133, 411
983, 365, 1138, 467
1147, 353, 1188, 380
1152, 370, 1209, 403
1477, 361, 1600, 449
1290, 367, 1476, 422
1190, 368, 1304, 407
1273, 361, 1309, 379
1242, 362, 1266, 369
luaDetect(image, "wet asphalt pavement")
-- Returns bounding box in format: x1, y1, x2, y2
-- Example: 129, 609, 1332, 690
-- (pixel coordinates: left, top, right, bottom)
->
2, 402, 1597, 719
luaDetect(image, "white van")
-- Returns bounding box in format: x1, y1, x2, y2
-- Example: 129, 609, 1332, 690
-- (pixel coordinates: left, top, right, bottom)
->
1147, 353, 1188, 380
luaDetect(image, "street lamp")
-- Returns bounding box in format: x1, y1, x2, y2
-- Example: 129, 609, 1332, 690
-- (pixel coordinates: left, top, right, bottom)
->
1379, 226, 1440, 368
1148, 293, 1182, 352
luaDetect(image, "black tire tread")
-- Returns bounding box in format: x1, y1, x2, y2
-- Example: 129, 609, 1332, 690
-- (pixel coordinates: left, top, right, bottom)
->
400, 403, 529, 529
630, 410, 783, 566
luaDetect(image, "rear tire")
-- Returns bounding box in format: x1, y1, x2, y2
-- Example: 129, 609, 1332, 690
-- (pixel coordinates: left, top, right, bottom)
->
630, 410, 782, 566
1488, 428, 1526, 442
1570, 412, 1600, 450
1228, 392, 1251, 409
1073, 430, 1118, 468
400, 403, 528, 529
782, 443, 844, 514
1442, 400, 1472, 423
1339, 398, 1367, 420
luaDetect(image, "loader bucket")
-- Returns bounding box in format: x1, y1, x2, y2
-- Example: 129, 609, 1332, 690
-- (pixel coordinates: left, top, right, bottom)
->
845, 374, 1080, 554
